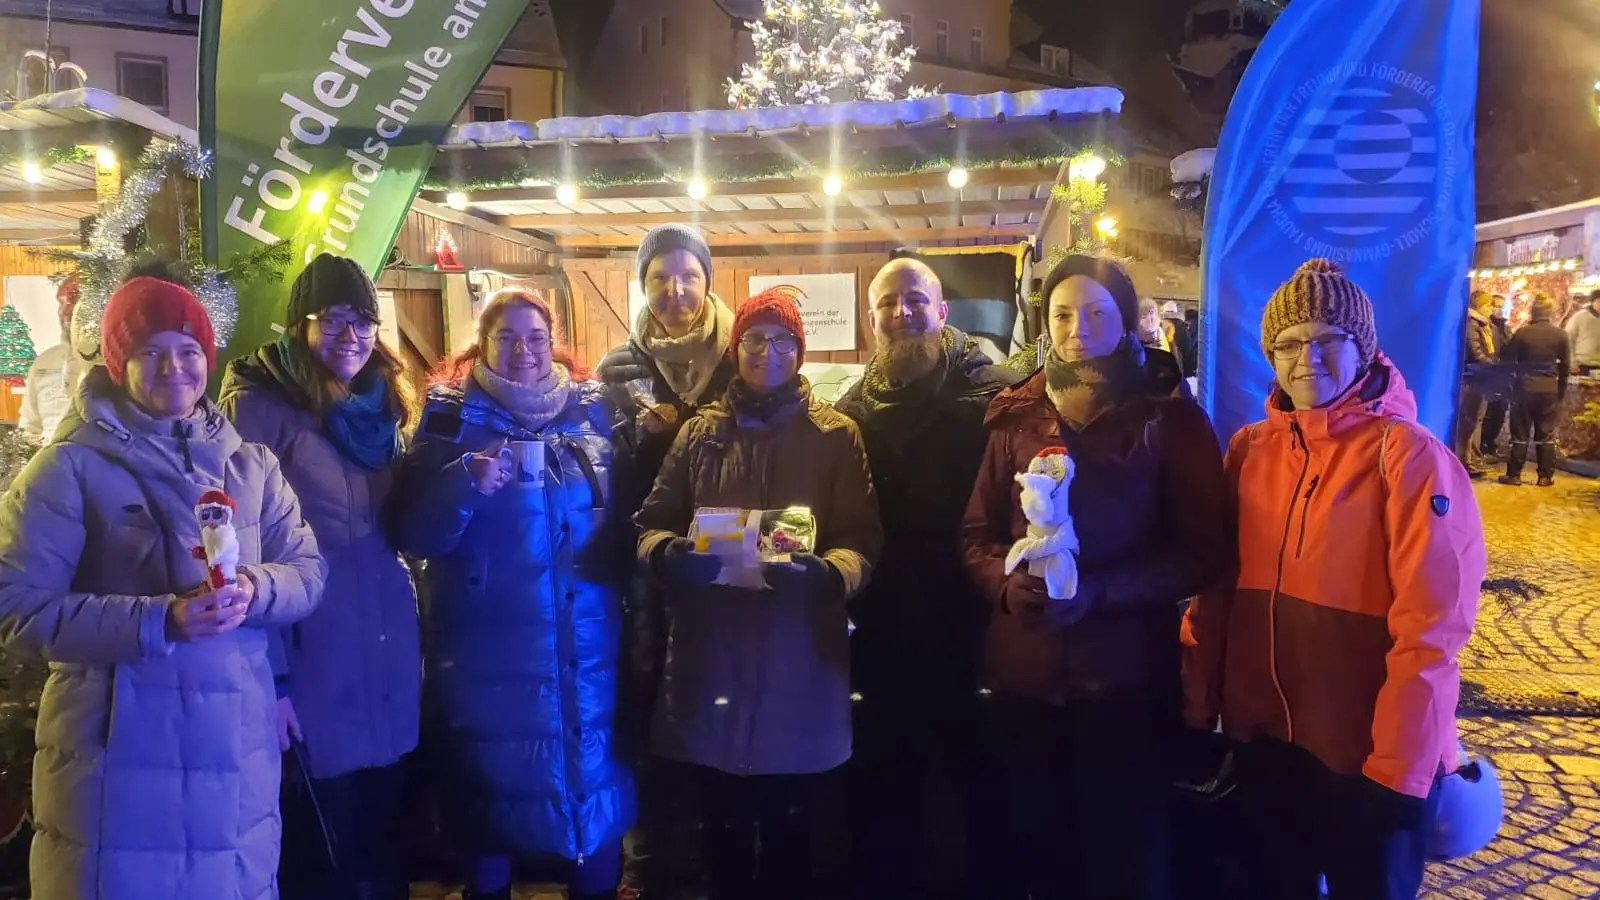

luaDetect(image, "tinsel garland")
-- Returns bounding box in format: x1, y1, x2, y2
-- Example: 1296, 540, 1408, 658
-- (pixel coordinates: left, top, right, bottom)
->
427, 143, 1110, 193
22, 140, 257, 367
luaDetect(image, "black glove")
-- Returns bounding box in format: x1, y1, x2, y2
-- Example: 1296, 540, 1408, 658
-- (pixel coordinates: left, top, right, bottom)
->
1350, 774, 1425, 833
765, 552, 844, 599
1004, 570, 1092, 627
654, 538, 723, 588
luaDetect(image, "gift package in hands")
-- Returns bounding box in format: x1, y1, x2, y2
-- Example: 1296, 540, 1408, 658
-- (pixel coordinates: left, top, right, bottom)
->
690, 506, 818, 589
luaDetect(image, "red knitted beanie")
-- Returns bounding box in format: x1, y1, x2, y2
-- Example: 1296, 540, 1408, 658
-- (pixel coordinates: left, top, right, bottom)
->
102, 277, 217, 385
731, 287, 807, 358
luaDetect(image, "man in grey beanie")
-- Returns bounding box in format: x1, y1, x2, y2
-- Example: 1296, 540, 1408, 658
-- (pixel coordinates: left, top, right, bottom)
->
595, 222, 736, 898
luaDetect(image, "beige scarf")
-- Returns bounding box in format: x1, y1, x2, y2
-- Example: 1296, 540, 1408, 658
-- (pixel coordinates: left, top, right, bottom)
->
636, 293, 733, 406
472, 360, 574, 432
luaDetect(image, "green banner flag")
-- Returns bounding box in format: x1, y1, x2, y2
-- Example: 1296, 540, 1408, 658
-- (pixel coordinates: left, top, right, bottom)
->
198, 0, 529, 364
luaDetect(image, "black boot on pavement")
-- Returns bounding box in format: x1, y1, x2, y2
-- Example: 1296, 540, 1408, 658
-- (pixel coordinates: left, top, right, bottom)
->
1498, 474, 1523, 486
1537, 476, 1556, 487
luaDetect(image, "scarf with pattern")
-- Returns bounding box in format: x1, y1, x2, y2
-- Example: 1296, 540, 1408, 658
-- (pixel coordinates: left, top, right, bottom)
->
1044, 333, 1148, 430
471, 359, 574, 433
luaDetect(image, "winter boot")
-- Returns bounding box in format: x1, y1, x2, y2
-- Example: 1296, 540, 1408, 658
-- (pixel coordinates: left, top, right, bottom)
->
1536, 441, 1557, 487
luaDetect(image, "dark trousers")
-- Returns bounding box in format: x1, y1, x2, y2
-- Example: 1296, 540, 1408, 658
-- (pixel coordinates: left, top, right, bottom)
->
1479, 399, 1508, 454
846, 690, 1007, 900
1454, 387, 1485, 471
1508, 393, 1562, 480
984, 691, 1177, 900
694, 765, 823, 900
626, 755, 703, 892
1235, 740, 1439, 900
280, 759, 409, 900
468, 844, 623, 897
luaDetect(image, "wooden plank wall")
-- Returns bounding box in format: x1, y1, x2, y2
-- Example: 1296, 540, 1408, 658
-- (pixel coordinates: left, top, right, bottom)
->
0, 246, 75, 306
563, 252, 896, 370
395, 206, 555, 274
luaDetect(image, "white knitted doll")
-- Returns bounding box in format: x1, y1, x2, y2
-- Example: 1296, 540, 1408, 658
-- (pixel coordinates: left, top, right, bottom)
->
1003, 446, 1080, 600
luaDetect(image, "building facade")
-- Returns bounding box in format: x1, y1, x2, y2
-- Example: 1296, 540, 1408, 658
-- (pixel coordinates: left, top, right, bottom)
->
0, 0, 565, 127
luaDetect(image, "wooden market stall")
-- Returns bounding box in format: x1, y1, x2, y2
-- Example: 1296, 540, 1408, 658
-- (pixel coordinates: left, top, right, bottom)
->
421, 88, 1125, 383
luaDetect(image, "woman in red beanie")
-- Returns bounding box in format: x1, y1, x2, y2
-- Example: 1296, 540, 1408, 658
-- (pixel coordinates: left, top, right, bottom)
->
634, 288, 882, 900
0, 261, 326, 900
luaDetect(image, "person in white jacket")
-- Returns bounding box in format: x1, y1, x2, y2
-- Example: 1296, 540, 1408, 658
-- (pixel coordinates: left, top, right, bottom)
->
17, 275, 84, 444
1566, 290, 1600, 370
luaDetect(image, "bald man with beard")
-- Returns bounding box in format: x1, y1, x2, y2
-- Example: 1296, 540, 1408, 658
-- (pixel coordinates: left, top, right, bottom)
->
835, 258, 1021, 899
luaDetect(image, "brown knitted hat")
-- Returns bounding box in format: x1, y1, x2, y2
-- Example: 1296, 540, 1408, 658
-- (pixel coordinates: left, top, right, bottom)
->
1260, 258, 1377, 366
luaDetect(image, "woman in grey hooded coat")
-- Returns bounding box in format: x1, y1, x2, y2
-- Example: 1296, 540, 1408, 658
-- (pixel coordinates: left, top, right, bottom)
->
0, 267, 325, 900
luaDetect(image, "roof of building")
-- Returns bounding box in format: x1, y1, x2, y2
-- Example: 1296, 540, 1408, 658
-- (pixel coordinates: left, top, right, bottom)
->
0, 0, 564, 66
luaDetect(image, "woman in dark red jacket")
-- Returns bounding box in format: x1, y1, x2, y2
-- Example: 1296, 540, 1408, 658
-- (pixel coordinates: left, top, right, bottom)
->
961, 255, 1230, 900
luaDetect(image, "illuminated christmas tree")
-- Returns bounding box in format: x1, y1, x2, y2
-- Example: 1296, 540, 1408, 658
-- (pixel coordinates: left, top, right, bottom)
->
0, 306, 36, 384
726, 0, 929, 108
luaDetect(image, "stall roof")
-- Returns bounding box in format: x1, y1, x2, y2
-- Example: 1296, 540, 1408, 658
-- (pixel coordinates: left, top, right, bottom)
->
0, 89, 196, 244
427, 88, 1121, 249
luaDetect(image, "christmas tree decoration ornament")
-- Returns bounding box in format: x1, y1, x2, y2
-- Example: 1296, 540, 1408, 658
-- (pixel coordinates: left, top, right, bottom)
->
191, 490, 241, 592
0, 305, 37, 384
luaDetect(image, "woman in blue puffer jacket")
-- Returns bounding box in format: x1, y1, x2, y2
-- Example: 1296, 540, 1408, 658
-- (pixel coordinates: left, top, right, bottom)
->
391, 288, 635, 900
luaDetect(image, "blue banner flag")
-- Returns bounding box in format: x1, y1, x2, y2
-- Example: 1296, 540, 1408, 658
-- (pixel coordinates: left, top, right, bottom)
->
1198, 0, 1479, 442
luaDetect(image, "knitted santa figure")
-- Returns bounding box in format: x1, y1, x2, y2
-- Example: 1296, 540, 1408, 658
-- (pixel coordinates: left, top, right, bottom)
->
1004, 446, 1080, 600
191, 490, 241, 592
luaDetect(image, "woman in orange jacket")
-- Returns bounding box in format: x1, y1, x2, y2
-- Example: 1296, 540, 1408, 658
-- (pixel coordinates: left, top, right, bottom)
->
1183, 259, 1485, 900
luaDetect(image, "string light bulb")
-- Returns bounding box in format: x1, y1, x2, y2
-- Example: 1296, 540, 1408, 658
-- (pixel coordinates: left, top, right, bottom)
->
556, 183, 579, 205
947, 166, 970, 189
95, 146, 117, 169
306, 190, 329, 214
446, 191, 470, 211
822, 173, 844, 197
687, 177, 709, 200
20, 160, 42, 184
1094, 215, 1119, 239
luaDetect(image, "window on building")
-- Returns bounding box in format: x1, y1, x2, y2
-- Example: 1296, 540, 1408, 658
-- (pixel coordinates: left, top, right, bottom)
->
935, 20, 949, 57
640, 24, 650, 55
117, 55, 168, 113
660, 16, 669, 48
469, 88, 509, 123
970, 28, 983, 63
896, 13, 913, 41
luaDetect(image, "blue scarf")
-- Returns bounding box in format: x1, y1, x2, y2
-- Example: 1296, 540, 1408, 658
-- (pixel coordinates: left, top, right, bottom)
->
274, 333, 400, 470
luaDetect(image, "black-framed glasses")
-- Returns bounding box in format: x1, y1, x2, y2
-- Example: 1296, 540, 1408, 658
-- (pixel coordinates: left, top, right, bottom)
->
1271, 333, 1353, 360
738, 333, 800, 355
308, 314, 378, 339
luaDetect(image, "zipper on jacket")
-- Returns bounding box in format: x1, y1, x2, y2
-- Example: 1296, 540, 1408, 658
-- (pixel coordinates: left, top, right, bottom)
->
173, 421, 195, 473
539, 438, 585, 860
1293, 475, 1320, 559
1267, 421, 1312, 743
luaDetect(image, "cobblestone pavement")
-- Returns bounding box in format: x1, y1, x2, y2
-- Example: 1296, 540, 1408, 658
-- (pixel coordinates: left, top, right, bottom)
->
411, 478, 1600, 900
1425, 476, 1600, 900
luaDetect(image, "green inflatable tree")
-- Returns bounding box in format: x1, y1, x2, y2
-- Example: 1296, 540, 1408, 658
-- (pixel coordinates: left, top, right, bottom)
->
0, 306, 36, 382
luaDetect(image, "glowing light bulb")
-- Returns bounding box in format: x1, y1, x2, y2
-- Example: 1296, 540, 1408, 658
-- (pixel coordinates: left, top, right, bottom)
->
95, 146, 117, 169
446, 191, 469, 211
687, 177, 709, 200
306, 190, 329, 214
20, 160, 42, 184
1094, 215, 1118, 239
556, 183, 579, 205
822, 173, 843, 196
947, 167, 970, 189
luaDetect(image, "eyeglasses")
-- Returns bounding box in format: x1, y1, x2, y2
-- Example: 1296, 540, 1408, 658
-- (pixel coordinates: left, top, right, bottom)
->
1271, 333, 1354, 360
738, 333, 801, 355
495, 332, 553, 351
308, 314, 378, 339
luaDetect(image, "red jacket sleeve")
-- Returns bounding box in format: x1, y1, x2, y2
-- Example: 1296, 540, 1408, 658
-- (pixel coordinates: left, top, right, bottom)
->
961, 427, 1018, 612
1365, 423, 1484, 798
1181, 425, 1251, 730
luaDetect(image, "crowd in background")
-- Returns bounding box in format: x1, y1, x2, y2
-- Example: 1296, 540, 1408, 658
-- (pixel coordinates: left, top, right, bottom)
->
0, 222, 1490, 900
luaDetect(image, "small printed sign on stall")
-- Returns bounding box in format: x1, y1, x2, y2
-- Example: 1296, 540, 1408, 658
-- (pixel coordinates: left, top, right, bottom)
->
747, 274, 857, 352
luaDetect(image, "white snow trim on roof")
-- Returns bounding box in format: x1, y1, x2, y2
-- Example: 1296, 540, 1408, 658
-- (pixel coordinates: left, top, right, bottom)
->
0, 88, 197, 145
445, 87, 1124, 148
1171, 148, 1216, 184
